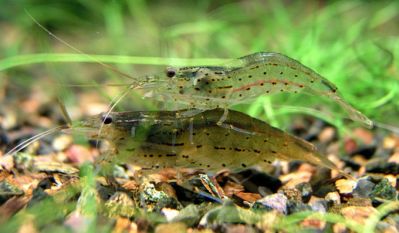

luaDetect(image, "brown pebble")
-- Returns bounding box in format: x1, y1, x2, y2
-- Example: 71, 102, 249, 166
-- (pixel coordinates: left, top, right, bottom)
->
223, 180, 245, 197
113, 217, 137, 233
383, 135, 399, 149
318, 127, 336, 143
225, 224, 257, 233
234, 192, 262, 202
388, 152, 399, 164
353, 128, 374, 145
340, 206, 377, 224
155, 182, 177, 199
281, 171, 312, 187
155, 223, 187, 233
279, 187, 302, 202
66, 145, 95, 164
335, 179, 357, 194
301, 217, 326, 230
344, 138, 358, 154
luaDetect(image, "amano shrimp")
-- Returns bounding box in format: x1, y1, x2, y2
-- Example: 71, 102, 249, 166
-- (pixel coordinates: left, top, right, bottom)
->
136, 52, 372, 128
78, 108, 351, 178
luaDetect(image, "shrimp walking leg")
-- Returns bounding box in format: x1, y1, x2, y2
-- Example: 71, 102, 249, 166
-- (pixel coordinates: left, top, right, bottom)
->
216, 108, 229, 126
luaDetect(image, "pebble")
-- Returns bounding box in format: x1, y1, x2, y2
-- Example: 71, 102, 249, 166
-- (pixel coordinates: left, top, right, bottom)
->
171, 204, 201, 226
155, 182, 176, 198
353, 128, 375, 145
325, 192, 341, 205
224, 224, 257, 233
301, 217, 326, 231
200, 202, 260, 226
366, 161, 399, 174
349, 145, 377, 159
388, 152, 399, 164
155, 223, 187, 233
255, 193, 288, 214
340, 206, 378, 224
383, 135, 398, 149
295, 182, 312, 203
257, 210, 281, 231
384, 174, 397, 187
278, 187, 302, 202
191, 229, 214, 233
32, 161, 79, 175
375, 222, 399, 233
52, 135, 73, 151
370, 178, 397, 201
113, 218, 138, 233
65, 145, 95, 164
234, 192, 262, 203
286, 201, 312, 214
308, 196, 327, 213
344, 138, 358, 154
223, 180, 244, 197
140, 182, 181, 211
335, 179, 357, 195
112, 165, 129, 179
352, 177, 375, 198
0, 154, 14, 170
237, 169, 282, 193
280, 170, 312, 188
13, 152, 33, 170
161, 208, 180, 222
0, 109, 17, 130
0, 179, 24, 203
318, 126, 336, 143
105, 192, 135, 218
64, 211, 93, 233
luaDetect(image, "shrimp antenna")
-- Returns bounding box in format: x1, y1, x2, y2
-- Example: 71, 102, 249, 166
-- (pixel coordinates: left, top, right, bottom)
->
373, 121, 399, 135
57, 83, 131, 88
25, 9, 137, 82
5, 125, 67, 157
5, 99, 74, 157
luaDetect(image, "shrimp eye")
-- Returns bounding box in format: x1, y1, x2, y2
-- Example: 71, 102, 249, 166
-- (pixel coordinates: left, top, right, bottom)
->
166, 68, 176, 78
101, 115, 113, 124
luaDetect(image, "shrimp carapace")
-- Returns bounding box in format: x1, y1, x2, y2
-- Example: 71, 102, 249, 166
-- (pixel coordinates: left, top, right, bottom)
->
78, 109, 351, 178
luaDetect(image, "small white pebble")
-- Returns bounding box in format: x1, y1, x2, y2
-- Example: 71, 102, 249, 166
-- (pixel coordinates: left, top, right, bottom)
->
161, 208, 180, 222
325, 191, 341, 205
52, 135, 73, 151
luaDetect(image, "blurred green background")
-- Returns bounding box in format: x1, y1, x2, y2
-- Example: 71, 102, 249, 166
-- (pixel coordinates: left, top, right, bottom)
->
1, 0, 398, 131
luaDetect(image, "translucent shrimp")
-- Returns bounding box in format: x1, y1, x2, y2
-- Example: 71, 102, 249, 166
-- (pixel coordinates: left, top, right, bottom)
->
78, 109, 352, 179
138, 52, 373, 128
28, 13, 371, 128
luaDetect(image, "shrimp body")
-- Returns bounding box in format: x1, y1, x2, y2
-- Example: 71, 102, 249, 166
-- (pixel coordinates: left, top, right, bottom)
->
142, 52, 372, 127
80, 109, 346, 176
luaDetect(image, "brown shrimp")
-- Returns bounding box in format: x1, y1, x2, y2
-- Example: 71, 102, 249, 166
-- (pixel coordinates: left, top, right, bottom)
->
78, 109, 351, 178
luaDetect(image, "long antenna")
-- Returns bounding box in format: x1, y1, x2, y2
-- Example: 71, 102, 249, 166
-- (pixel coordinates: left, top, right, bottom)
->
25, 9, 137, 81
5, 125, 67, 156
56, 97, 72, 127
